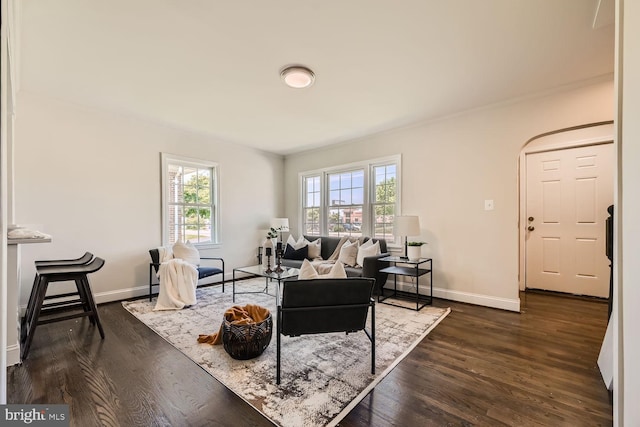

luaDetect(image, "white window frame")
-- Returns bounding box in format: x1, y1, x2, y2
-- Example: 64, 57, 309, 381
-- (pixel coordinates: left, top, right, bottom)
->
370, 160, 399, 242
161, 153, 220, 249
327, 167, 366, 236
299, 155, 401, 243
302, 175, 322, 236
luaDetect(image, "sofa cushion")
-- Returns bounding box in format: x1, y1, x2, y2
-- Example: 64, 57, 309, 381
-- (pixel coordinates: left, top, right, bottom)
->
344, 266, 365, 278
197, 266, 223, 279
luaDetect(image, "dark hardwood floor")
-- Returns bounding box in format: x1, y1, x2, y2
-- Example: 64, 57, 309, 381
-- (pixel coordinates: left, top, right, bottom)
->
7, 289, 612, 426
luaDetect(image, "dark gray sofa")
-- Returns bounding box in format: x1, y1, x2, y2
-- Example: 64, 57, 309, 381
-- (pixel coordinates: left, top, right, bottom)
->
280, 235, 389, 293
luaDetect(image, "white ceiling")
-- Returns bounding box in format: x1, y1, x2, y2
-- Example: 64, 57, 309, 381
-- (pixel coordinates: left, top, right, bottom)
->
18, 0, 614, 155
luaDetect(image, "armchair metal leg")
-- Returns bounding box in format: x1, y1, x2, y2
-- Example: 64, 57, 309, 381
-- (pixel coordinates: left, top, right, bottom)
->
221, 261, 225, 293
276, 306, 282, 385
149, 265, 154, 302
371, 301, 375, 375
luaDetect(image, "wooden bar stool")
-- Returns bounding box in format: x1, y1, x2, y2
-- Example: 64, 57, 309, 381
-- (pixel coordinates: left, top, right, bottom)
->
24, 252, 94, 322
21, 257, 106, 360
34, 251, 93, 267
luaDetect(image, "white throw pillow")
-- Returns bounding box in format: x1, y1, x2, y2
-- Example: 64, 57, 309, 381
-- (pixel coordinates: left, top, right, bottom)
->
325, 261, 347, 278
298, 259, 319, 279
173, 241, 200, 266
359, 238, 374, 251
286, 235, 307, 250
338, 239, 359, 267
305, 238, 322, 260
357, 240, 380, 267
298, 259, 347, 279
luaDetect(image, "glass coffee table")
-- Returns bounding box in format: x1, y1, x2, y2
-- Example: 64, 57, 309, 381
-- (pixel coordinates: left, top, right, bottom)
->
232, 264, 299, 303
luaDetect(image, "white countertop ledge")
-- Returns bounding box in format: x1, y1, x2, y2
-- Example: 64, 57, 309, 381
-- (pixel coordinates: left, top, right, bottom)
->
7, 238, 52, 245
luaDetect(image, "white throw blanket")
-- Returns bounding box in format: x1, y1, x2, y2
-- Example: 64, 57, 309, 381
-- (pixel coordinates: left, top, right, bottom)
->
154, 258, 198, 311
157, 246, 173, 264
310, 259, 337, 275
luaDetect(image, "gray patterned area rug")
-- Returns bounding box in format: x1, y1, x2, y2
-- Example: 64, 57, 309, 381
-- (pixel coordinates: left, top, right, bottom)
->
122, 278, 450, 427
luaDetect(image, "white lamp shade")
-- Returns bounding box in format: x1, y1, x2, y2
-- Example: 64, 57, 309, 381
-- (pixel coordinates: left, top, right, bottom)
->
271, 218, 290, 231
394, 215, 420, 236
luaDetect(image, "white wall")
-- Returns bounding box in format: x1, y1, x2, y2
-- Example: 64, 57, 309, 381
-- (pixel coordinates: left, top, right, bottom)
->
284, 79, 614, 311
0, 0, 10, 403
13, 92, 284, 304
620, 0, 640, 424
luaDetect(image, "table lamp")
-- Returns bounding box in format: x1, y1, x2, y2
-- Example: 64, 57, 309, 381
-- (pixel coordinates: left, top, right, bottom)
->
394, 215, 420, 259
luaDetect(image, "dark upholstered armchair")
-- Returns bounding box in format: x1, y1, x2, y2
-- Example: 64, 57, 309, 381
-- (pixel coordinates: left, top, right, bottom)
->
276, 277, 375, 384
148, 249, 225, 301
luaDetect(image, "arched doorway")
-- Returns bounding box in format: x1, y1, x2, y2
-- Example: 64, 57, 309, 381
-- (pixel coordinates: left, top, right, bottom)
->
518, 121, 614, 297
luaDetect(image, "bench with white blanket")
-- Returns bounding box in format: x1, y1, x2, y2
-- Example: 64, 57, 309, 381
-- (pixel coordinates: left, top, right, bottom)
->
149, 242, 225, 307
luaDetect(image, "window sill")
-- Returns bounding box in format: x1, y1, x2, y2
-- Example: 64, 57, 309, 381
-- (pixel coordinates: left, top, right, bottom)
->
194, 242, 222, 250
387, 245, 405, 255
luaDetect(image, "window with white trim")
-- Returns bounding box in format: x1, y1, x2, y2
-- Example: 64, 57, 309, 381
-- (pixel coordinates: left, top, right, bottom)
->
302, 175, 321, 235
371, 163, 397, 240
161, 153, 219, 246
300, 156, 400, 242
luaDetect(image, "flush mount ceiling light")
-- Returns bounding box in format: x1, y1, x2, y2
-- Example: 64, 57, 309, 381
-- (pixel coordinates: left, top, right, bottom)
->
280, 66, 315, 89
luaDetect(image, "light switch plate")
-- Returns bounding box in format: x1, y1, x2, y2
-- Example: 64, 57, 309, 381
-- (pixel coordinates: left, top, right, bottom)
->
484, 199, 494, 211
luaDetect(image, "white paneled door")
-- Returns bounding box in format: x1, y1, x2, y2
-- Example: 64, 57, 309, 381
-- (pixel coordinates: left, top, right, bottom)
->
525, 143, 613, 297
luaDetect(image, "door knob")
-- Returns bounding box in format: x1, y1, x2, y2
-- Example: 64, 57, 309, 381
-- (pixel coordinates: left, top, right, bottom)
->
528, 225, 535, 231
528, 216, 534, 222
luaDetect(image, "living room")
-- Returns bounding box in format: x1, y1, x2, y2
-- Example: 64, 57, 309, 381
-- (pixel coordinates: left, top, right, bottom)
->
2, 1, 640, 425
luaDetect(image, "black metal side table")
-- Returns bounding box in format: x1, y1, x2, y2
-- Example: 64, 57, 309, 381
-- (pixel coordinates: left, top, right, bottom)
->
378, 256, 433, 311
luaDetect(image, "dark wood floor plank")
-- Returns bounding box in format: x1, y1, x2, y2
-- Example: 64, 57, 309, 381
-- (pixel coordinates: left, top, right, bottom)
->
7, 290, 612, 426
341, 292, 611, 426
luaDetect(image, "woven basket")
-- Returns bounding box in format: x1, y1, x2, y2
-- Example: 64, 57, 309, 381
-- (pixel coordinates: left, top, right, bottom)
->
222, 311, 273, 360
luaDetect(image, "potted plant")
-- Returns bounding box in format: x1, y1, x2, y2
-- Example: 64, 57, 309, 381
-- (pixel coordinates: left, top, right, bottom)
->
406, 241, 426, 260
267, 227, 278, 239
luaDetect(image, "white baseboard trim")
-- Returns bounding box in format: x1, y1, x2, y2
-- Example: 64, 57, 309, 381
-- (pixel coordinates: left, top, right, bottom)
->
382, 281, 521, 312
6, 343, 20, 367
100, 274, 232, 304
434, 288, 520, 312
94, 286, 150, 304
